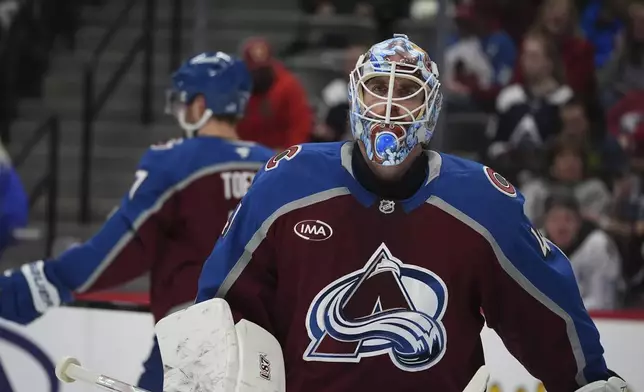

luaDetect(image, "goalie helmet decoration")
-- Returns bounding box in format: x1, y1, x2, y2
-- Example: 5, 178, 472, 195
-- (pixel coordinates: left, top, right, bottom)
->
348, 34, 442, 166
166, 51, 252, 137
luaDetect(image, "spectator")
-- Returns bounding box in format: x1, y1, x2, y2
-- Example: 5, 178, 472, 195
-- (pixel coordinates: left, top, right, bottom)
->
521, 135, 611, 227
238, 37, 314, 150
0, 142, 27, 258
369, 0, 413, 43
560, 96, 626, 181
606, 89, 644, 172
0, 0, 19, 31
513, 0, 596, 97
541, 194, 623, 310
443, 2, 517, 112
580, 0, 626, 69
600, 171, 644, 283
599, 1, 644, 109
487, 31, 573, 184
312, 43, 366, 143
471, 0, 544, 46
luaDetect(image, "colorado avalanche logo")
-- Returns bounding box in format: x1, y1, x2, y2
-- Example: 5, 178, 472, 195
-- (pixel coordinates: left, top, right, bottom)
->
304, 243, 448, 372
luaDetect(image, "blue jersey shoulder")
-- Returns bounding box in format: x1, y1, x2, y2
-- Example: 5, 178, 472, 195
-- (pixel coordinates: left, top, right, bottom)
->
222, 139, 275, 163
236, 141, 348, 225
136, 137, 273, 187
432, 153, 525, 233
200, 142, 350, 300
255, 141, 347, 196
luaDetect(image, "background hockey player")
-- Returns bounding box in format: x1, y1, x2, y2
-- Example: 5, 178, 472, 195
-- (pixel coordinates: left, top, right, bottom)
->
168, 34, 630, 392
0, 51, 274, 391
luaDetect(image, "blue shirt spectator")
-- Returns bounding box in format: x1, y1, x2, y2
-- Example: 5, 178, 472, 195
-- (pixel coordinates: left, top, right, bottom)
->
445, 3, 517, 112
581, 0, 625, 68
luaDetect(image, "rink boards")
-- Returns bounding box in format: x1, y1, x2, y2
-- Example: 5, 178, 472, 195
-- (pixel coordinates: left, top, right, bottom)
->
1, 307, 643, 392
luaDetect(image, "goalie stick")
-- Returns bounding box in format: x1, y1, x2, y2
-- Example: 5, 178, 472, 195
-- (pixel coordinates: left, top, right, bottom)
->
56, 356, 489, 392
55, 297, 490, 392
56, 356, 150, 392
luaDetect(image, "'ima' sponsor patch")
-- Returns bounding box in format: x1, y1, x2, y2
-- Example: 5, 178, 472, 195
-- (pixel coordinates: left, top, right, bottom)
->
483, 166, 517, 198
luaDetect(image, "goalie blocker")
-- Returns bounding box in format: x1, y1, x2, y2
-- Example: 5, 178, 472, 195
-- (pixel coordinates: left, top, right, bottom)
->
155, 299, 628, 392
155, 298, 286, 392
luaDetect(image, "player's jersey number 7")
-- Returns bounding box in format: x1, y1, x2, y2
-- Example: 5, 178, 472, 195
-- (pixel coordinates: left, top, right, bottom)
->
129, 170, 149, 200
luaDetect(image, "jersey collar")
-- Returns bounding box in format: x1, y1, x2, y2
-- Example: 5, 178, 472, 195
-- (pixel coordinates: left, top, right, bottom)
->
339, 141, 443, 212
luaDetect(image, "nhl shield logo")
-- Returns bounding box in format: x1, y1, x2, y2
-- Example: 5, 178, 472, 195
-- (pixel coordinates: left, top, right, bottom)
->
303, 243, 448, 372
379, 200, 395, 214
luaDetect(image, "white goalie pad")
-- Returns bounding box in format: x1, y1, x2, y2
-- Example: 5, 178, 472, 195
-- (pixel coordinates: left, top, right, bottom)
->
155, 298, 285, 392
575, 377, 629, 392
463, 366, 489, 392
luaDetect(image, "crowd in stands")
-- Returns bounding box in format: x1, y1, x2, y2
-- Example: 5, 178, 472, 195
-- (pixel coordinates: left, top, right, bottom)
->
2, 0, 643, 311
446, 0, 644, 310
0, 0, 70, 258
236, 0, 644, 310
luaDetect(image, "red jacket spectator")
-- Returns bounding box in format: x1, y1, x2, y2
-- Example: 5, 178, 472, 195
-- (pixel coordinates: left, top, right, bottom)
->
607, 90, 644, 155
512, 0, 596, 97
513, 35, 595, 96
238, 37, 313, 150
472, 0, 544, 45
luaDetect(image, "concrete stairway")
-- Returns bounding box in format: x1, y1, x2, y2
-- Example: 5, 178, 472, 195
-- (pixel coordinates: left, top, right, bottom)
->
10, 0, 305, 220
2, 0, 301, 268
2, 0, 438, 269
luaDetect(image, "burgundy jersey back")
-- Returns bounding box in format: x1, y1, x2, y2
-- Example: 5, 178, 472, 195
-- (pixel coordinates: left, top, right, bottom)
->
48, 137, 274, 321
197, 142, 610, 392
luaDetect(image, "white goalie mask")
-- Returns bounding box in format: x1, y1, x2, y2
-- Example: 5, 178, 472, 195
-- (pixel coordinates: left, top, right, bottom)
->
348, 34, 442, 166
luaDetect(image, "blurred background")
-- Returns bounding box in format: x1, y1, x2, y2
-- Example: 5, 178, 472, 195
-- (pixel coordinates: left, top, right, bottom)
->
0, 0, 643, 311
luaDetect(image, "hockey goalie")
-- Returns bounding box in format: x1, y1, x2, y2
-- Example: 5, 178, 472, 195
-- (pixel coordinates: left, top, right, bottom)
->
154, 34, 629, 392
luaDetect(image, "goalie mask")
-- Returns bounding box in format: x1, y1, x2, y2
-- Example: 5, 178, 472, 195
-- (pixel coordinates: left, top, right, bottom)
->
348, 34, 442, 166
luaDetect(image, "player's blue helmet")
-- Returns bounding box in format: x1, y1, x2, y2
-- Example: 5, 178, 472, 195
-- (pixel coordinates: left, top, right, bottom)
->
166, 51, 252, 137
348, 34, 442, 166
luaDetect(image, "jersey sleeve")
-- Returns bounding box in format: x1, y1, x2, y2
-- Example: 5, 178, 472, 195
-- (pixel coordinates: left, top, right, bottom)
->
432, 161, 610, 392
196, 167, 277, 332
478, 210, 609, 391
46, 149, 178, 294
